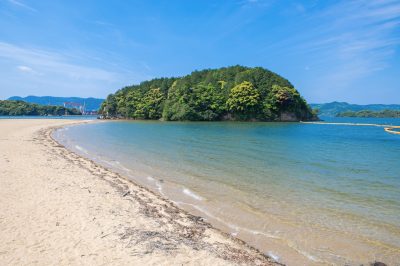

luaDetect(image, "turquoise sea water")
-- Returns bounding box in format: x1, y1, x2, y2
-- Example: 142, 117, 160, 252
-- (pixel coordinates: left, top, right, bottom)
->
54, 118, 400, 265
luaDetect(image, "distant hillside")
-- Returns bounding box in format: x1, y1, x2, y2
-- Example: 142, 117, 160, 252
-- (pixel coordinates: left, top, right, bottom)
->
337, 110, 400, 118
0, 100, 81, 116
310, 102, 400, 117
8, 96, 104, 111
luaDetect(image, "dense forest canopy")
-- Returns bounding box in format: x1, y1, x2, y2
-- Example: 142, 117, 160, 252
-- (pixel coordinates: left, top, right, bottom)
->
337, 110, 400, 118
100, 66, 316, 121
0, 100, 81, 116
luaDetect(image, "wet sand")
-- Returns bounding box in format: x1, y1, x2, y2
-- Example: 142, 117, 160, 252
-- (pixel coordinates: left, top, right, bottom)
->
0, 119, 278, 266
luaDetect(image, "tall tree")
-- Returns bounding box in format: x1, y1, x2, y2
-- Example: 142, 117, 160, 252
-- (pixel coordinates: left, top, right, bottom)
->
227, 81, 261, 119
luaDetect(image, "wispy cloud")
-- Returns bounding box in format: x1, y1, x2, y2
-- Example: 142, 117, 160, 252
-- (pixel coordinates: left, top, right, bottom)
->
8, 0, 37, 12
265, 0, 400, 91
0, 42, 120, 81
319, 1, 399, 87
16, 65, 41, 75
91, 20, 114, 27
236, 0, 275, 9
17, 65, 32, 72
0, 42, 149, 98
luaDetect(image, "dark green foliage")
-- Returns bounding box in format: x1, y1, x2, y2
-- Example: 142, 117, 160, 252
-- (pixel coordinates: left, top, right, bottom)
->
163, 81, 226, 121
264, 85, 314, 120
337, 110, 400, 118
100, 65, 315, 121
0, 100, 81, 116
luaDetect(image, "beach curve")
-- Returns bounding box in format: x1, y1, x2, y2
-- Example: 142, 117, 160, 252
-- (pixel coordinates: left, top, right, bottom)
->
0, 119, 279, 266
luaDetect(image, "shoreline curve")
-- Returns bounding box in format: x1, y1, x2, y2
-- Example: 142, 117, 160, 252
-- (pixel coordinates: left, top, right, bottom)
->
45, 120, 280, 265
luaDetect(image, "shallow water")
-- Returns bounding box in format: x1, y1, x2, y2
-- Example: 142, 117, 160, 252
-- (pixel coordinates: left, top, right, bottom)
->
54, 118, 400, 265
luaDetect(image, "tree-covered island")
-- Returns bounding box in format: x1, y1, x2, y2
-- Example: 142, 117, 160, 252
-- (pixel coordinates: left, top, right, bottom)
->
0, 100, 81, 116
100, 66, 317, 121
337, 109, 400, 118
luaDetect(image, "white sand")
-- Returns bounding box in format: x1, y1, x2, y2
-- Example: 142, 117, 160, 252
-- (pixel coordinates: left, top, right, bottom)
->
0, 119, 277, 266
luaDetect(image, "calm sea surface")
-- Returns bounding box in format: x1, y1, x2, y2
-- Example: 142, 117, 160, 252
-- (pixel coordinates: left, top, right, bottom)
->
54, 117, 400, 265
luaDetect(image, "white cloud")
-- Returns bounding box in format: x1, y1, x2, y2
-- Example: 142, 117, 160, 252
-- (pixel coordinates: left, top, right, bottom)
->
8, 0, 37, 12
320, 1, 399, 80
299, 0, 400, 102
258, 0, 400, 103
91, 20, 114, 27
237, 0, 274, 8
0, 42, 150, 98
17, 65, 33, 72
16, 65, 42, 75
280, 1, 399, 82
0, 42, 120, 82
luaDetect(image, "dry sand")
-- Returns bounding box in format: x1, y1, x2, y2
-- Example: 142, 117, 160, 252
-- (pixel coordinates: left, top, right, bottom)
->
0, 119, 279, 266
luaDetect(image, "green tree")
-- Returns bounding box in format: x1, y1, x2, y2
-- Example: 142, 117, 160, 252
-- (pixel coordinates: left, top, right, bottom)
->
144, 88, 164, 119
265, 84, 312, 120
100, 94, 117, 116
99, 66, 315, 121
0, 100, 81, 116
226, 81, 260, 119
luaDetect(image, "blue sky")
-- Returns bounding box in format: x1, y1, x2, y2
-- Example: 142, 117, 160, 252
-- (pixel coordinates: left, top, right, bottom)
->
0, 0, 399, 104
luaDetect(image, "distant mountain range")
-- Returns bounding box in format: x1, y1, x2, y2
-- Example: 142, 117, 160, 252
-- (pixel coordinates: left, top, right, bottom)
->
310, 102, 400, 117
8, 96, 104, 112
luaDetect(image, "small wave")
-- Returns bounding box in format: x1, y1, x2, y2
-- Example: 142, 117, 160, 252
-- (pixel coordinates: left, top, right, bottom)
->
183, 188, 203, 201
267, 251, 280, 262
97, 158, 130, 173
75, 145, 88, 154
174, 201, 239, 232
114, 161, 131, 172
146, 176, 164, 195
174, 200, 320, 264
173, 201, 325, 264
246, 229, 281, 239
174, 201, 284, 241
299, 251, 318, 262
155, 182, 163, 195
288, 244, 320, 262
99, 158, 113, 167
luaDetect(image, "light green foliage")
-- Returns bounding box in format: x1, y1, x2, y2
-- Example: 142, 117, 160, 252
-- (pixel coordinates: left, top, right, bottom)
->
268, 85, 299, 111
227, 81, 260, 119
144, 88, 164, 119
100, 66, 315, 121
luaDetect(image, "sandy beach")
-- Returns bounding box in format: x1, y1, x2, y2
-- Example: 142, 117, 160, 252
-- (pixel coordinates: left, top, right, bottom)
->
0, 119, 277, 266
